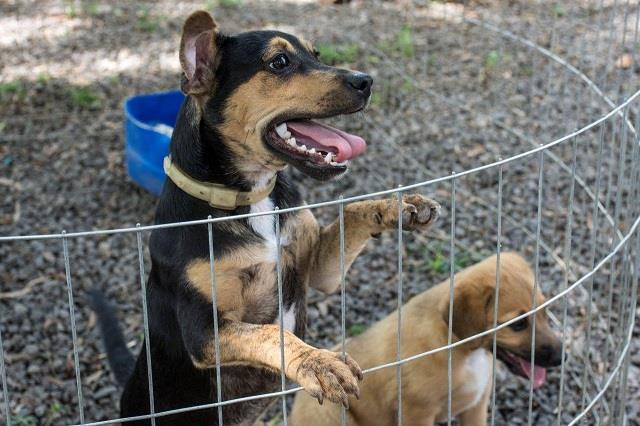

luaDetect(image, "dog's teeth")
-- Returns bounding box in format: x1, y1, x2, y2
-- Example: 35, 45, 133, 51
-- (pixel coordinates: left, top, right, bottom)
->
325, 152, 333, 163
309, 148, 316, 154
287, 137, 296, 146
284, 131, 291, 138
275, 123, 288, 138
300, 144, 307, 151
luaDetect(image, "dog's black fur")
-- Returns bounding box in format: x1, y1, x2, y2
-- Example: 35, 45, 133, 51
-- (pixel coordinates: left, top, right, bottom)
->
92, 11, 375, 426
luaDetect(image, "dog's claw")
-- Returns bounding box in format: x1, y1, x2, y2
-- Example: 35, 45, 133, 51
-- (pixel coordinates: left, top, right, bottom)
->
400, 194, 441, 231
294, 348, 361, 408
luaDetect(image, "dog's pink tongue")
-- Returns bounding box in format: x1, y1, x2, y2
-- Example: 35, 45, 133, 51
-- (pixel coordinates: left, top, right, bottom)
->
517, 358, 546, 389
286, 120, 366, 163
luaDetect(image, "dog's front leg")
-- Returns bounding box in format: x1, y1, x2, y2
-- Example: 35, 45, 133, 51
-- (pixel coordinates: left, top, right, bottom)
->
307, 194, 440, 293
177, 300, 362, 406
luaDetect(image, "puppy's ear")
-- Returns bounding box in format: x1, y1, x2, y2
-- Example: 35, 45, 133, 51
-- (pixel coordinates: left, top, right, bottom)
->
444, 280, 494, 347
179, 11, 220, 95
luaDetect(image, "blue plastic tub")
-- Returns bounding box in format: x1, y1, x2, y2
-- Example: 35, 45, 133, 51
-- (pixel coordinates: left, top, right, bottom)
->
124, 90, 185, 195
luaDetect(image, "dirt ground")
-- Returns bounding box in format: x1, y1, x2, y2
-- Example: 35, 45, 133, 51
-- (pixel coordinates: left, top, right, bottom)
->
1, 0, 639, 425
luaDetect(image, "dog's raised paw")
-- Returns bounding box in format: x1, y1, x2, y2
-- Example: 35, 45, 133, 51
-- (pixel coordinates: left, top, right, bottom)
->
400, 194, 441, 230
294, 349, 362, 407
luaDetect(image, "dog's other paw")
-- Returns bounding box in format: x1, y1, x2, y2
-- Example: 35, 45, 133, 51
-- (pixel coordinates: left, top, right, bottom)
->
372, 194, 440, 232
293, 349, 362, 408
400, 194, 441, 230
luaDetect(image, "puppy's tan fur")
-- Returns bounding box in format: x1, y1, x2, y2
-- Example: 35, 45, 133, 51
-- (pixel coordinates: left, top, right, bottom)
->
290, 253, 561, 426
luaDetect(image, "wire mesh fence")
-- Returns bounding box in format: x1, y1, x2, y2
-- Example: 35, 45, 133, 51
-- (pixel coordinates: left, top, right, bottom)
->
0, 0, 639, 425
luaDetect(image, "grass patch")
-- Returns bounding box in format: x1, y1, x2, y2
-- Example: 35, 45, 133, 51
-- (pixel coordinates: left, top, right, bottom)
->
64, 0, 99, 17
83, 1, 99, 16
401, 77, 414, 93
9, 415, 37, 426
427, 53, 438, 68
348, 323, 366, 336
69, 86, 101, 109
396, 25, 415, 58
44, 402, 64, 426
415, 242, 482, 275
266, 414, 282, 426
370, 91, 382, 107
136, 8, 161, 33
367, 54, 381, 64
218, 0, 243, 7
0, 81, 25, 99
37, 73, 51, 84
553, 3, 566, 17
485, 50, 500, 70
317, 43, 359, 65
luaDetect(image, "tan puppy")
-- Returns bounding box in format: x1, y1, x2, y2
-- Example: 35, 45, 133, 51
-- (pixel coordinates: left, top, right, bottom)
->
290, 252, 562, 426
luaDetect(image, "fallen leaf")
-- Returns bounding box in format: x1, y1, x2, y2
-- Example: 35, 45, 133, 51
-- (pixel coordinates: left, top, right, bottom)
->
616, 53, 633, 69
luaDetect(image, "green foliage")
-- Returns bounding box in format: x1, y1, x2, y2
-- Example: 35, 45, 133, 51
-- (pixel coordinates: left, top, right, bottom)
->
0, 81, 25, 98
65, 0, 99, 17
553, 3, 566, 17
37, 73, 51, 84
65, 1, 78, 18
348, 323, 366, 336
9, 415, 37, 426
427, 53, 438, 68
416, 242, 481, 275
45, 402, 64, 426
369, 91, 382, 107
84, 1, 99, 16
401, 77, 414, 93
69, 86, 101, 109
266, 414, 282, 426
109, 74, 121, 85
317, 43, 359, 65
485, 50, 500, 70
367, 54, 381, 64
137, 8, 161, 33
396, 26, 415, 58
218, 0, 243, 8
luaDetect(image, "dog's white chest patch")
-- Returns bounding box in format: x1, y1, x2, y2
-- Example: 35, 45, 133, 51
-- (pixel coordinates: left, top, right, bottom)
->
459, 349, 491, 410
248, 176, 295, 332
282, 305, 296, 332
248, 197, 277, 252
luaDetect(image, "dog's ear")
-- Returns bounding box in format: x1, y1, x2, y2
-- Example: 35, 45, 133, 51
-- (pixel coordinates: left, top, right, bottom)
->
444, 279, 494, 347
179, 11, 220, 95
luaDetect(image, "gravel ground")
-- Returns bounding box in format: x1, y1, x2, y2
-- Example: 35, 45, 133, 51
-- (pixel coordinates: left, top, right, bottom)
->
1, 1, 639, 425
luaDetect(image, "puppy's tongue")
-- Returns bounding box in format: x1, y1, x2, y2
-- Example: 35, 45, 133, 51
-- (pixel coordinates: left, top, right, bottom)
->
517, 358, 546, 389
286, 120, 366, 163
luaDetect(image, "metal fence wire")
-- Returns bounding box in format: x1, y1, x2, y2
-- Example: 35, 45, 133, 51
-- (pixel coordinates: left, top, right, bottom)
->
1, 0, 640, 425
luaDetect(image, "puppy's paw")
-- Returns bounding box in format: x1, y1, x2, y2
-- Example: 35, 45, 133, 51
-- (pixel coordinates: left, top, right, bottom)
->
372, 194, 440, 232
294, 349, 362, 408
400, 194, 440, 230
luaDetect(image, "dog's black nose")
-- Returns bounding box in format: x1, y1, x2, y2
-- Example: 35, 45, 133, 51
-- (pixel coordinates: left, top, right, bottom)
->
347, 72, 373, 96
536, 343, 563, 367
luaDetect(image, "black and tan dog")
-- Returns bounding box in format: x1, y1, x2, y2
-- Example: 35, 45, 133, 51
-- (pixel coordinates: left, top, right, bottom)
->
290, 253, 562, 426
91, 10, 440, 426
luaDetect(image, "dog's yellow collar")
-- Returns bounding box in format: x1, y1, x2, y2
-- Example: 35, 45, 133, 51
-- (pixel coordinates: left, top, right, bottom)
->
163, 156, 276, 210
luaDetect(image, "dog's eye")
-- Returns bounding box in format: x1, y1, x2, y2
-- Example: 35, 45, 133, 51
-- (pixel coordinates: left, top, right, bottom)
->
509, 317, 528, 332
269, 54, 290, 71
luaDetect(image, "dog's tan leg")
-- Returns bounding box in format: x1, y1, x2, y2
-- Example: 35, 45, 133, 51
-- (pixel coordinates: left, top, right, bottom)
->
188, 321, 362, 407
306, 194, 440, 293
